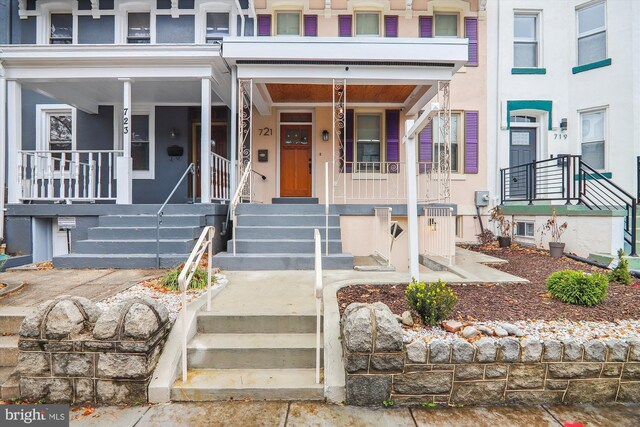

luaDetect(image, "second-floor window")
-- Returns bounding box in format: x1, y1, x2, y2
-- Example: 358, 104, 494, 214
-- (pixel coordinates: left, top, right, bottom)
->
50, 13, 72, 44
127, 12, 151, 44
206, 12, 230, 42
514, 13, 538, 68
276, 12, 301, 36
355, 12, 380, 36
434, 13, 458, 37
577, 1, 606, 66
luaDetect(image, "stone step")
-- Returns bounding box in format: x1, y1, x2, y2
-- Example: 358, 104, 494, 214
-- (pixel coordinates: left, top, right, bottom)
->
53, 253, 187, 269
237, 215, 340, 227
0, 307, 29, 335
197, 314, 321, 334
0, 335, 19, 367
88, 226, 201, 240
99, 215, 205, 227
0, 368, 19, 400
171, 368, 323, 401
238, 203, 324, 215
74, 239, 197, 255
226, 239, 343, 254
211, 252, 354, 270
272, 197, 319, 204
234, 226, 342, 240
187, 333, 322, 369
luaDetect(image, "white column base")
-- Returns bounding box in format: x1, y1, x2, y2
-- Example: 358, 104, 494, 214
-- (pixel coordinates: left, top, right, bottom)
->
116, 156, 133, 204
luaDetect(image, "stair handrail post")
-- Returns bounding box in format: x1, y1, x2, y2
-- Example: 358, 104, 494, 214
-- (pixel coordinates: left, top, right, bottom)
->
500, 168, 505, 204
528, 162, 534, 205
325, 161, 329, 256
637, 156, 640, 202
229, 161, 252, 256
313, 228, 323, 384
632, 201, 638, 256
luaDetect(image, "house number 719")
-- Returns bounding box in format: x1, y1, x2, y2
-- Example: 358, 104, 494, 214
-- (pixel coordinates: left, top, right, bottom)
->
123, 108, 129, 135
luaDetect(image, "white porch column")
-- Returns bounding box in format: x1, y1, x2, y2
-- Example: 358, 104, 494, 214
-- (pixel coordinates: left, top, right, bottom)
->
200, 78, 212, 203
6, 80, 21, 205
0, 73, 7, 238
117, 78, 133, 204
404, 119, 420, 280
229, 67, 238, 194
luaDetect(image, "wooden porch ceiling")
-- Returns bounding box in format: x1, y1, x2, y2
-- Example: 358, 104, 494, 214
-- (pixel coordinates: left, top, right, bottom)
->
265, 84, 421, 103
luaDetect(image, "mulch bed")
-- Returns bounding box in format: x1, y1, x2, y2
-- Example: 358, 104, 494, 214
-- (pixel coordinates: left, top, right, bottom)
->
337, 244, 640, 322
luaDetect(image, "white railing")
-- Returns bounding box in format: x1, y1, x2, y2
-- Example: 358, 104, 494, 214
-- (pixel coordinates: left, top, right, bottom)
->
374, 207, 392, 266
230, 160, 252, 255
422, 207, 455, 266
18, 150, 122, 201
210, 152, 231, 202
332, 161, 448, 204
313, 228, 323, 384
179, 225, 216, 383
324, 161, 330, 256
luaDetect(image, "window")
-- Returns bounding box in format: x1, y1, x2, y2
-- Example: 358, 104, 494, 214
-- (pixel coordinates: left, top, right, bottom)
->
455, 216, 463, 238
434, 13, 458, 37
577, 1, 606, 66
581, 109, 605, 170
276, 12, 301, 36
356, 114, 382, 170
510, 115, 537, 123
37, 106, 76, 172
206, 13, 229, 42
131, 115, 150, 172
50, 13, 73, 44
127, 12, 151, 44
355, 12, 380, 36
516, 221, 535, 237
433, 114, 460, 172
514, 13, 538, 67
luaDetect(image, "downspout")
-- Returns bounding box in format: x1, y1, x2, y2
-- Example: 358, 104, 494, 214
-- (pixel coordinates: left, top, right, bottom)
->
0, 61, 6, 242
494, 0, 501, 207
233, 0, 245, 36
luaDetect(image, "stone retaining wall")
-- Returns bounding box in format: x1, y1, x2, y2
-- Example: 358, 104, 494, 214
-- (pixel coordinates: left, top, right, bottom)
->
341, 302, 640, 406
17, 295, 170, 404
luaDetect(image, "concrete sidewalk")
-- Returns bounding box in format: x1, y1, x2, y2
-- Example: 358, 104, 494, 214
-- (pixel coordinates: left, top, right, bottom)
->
69, 401, 640, 426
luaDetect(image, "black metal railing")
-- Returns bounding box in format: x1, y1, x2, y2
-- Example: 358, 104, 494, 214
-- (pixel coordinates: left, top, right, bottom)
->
501, 155, 637, 256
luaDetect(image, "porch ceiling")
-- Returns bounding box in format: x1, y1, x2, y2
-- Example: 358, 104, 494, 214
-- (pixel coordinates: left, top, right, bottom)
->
265, 84, 420, 104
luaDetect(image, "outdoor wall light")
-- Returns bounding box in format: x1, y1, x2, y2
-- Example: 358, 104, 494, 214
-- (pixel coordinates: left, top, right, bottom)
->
322, 130, 329, 141
169, 128, 179, 139
560, 118, 568, 131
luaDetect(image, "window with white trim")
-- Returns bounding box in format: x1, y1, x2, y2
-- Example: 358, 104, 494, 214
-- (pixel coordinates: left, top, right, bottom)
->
577, 1, 606, 66
276, 12, 301, 36
514, 13, 539, 68
50, 13, 73, 44
127, 12, 151, 44
206, 12, 230, 42
131, 114, 151, 173
581, 109, 606, 170
355, 12, 380, 36
516, 221, 535, 237
434, 13, 458, 37
356, 113, 382, 171
37, 105, 77, 172
433, 113, 461, 173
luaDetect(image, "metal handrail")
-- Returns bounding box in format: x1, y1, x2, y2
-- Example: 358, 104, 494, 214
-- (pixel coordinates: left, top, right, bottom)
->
230, 161, 252, 255
179, 225, 215, 383
313, 228, 323, 384
156, 163, 196, 268
324, 162, 329, 256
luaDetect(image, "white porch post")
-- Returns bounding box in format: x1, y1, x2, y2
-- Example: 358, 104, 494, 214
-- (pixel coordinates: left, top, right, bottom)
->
117, 78, 133, 204
200, 77, 212, 203
405, 119, 420, 280
229, 67, 238, 194
0, 72, 7, 238
6, 80, 21, 205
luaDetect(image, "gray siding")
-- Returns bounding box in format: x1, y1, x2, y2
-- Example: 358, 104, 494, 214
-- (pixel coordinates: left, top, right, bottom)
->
0, 1, 9, 44
156, 15, 195, 43
78, 16, 115, 44
20, 16, 37, 44
21, 90, 59, 150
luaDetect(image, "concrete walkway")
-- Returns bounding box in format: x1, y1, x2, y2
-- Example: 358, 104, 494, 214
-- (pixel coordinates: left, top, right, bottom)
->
69, 402, 640, 426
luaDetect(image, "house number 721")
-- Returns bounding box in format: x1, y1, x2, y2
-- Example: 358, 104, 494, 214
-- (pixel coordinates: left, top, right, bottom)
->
258, 127, 272, 136
123, 108, 129, 135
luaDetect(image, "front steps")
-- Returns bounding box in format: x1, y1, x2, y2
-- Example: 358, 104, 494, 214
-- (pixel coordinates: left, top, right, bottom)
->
0, 307, 27, 400
213, 203, 353, 271
171, 312, 323, 401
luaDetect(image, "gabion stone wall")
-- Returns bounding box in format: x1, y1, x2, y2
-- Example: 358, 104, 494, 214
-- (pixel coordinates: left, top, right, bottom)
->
17, 295, 170, 404
341, 302, 640, 406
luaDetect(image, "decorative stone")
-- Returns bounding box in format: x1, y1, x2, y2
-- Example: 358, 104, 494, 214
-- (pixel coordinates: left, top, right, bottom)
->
344, 354, 369, 373
485, 364, 508, 379
19, 302, 49, 338
493, 327, 509, 338
370, 302, 392, 314
74, 378, 94, 402
342, 305, 373, 353
543, 340, 562, 361
545, 380, 568, 390
618, 382, 640, 402
429, 340, 451, 363
475, 338, 497, 363
123, 299, 168, 340
16, 352, 50, 376
406, 340, 427, 363
605, 339, 629, 362
627, 338, 640, 361
72, 296, 101, 323
505, 391, 563, 405
393, 371, 453, 395
346, 375, 391, 406
547, 363, 602, 379
497, 338, 520, 362
442, 320, 463, 333
96, 380, 147, 405
601, 363, 622, 377
452, 339, 475, 363
374, 308, 403, 352
20, 378, 73, 403
500, 323, 524, 337
92, 304, 123, 340
52, 353, 93, 377
507, 364, 545, 390
450, 381, 506, 405
97, 353, 147, 380
622, 362, 640, 380
370, 353, 404, 372
477, 326, 493, 336
394, 314, 402, 323
562, 339, 582, 361
454, 365, 484, 381
520, 338, 543, 363
462, 326, 479, 339
45, 299, 87, 339
342, 302, 368, 322
564, 379, 618, 404
401, 311, 414, 326
584, 341, 607, 361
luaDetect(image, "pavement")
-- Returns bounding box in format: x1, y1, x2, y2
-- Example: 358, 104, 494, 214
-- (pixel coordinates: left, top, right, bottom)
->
68, 401, 640, 426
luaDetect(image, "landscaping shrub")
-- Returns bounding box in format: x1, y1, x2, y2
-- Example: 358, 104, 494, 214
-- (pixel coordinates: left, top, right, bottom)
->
475, 229, 496, 245
546, 270, 609, 307
609, 249, 632, 285
405, 279, 458, 326
160, 266, 211, 291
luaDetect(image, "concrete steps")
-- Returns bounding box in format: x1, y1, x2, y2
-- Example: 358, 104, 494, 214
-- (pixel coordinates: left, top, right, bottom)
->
227, 239, 343, 254
212, 253, 354, 270
53, 253, 188, 269
197, 313, 320, 334
0, 307, 26, 400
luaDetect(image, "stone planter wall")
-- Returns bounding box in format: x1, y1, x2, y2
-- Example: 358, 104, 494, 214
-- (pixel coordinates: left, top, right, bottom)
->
341, 303, 640, 406
17, 295, 170, 404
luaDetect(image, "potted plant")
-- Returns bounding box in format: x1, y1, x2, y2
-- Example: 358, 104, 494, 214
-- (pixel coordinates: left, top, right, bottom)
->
539, 208, 568, 258
489, 206, 512, 247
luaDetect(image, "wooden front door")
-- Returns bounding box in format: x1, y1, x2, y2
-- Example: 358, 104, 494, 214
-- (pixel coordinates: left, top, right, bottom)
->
280, 125, 312, 197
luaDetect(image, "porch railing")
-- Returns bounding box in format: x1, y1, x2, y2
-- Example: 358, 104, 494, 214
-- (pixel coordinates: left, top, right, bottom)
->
210, 152, 231, 202
422, 206, 455, 265
18, 150, 123, 201
230, 160, 252, 255
501, 155, 637, 256
313, 228, 323, 384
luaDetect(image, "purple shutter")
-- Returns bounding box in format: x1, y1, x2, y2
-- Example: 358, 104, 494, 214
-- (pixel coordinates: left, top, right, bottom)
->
419, 16, 433, 38
464, 111, 479, 174
345, 109, 354, 172
386, 110, 400, 173
384, 15, 398, 37
257, 15, 271, 36
304, 15, 318, 36
418, 122, 433, 173
465, 17, 478, 66
339, 15, 352, 37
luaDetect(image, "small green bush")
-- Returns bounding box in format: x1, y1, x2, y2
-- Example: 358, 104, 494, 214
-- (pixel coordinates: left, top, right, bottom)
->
546, 270, 609, 307
160, 266, 211, 291
609, 249, 632, 285
405, 279, 458, 326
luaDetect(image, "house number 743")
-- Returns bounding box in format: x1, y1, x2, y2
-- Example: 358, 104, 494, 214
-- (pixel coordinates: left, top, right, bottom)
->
123, 108, 130, 135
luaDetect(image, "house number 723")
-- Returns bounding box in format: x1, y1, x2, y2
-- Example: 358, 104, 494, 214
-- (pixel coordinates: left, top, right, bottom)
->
123, 108, 130, 135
